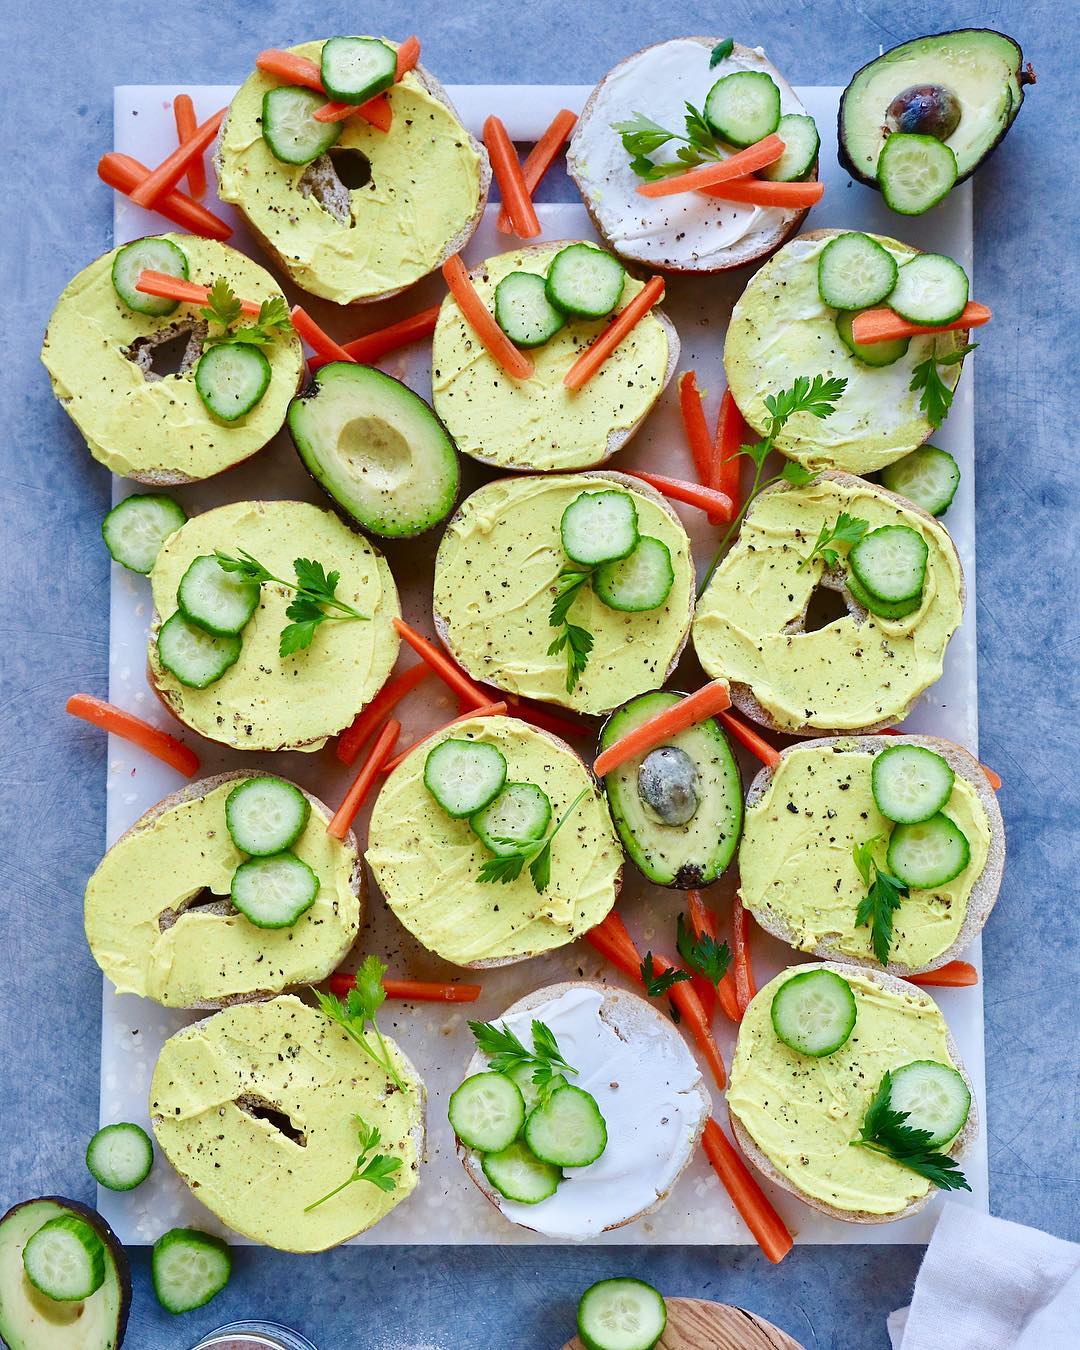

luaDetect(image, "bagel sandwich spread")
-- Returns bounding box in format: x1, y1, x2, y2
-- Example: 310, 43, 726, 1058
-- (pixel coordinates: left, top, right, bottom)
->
216, 39, 489, 305
433, 473, 695, 715
84, 773, 361, 1008
740, 737, 1003, 974
366, 715, 621, 967
150, 995, 424, 1251
41, 234, 302, 483
568, 39, 817, 273
693, 472, 964, 735
451, 982, 709, 1238
727, 963, 976, 1221
431, 242, 677, 472
147, 499, 399, 752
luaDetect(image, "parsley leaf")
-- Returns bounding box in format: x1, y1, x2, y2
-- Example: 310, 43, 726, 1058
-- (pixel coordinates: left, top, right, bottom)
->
798, 512, 870, 571
312, 955, 405, 1092
852, 1072, 971, 1192
200, 278, 293, 349
853, 837, 909, 965
468, 1017, 577, 1099
639, 952, 692, 998
548, 566, 595, 692
909, 342, 977, 429
676, 912, 732, 987
303, 1114, 402, 1211
200, 276, 243, 331
612, 100, 725, 180
476, 788, 589, 893
709, 37, 735, 66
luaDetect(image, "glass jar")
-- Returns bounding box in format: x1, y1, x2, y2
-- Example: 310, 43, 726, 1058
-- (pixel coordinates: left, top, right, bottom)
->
190, 1322, 318, 1350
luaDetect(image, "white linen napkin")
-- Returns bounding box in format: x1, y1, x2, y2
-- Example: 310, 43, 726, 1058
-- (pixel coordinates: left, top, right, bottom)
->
888, 1202, 1079, 1349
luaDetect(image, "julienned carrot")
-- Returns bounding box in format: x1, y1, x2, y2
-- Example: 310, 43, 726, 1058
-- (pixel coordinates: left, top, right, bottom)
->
380, 702, 508, 775
636, 134, 785, 198
624, 470, 734, 522
98, 153, 232, 241
392, 616, 491, 709
326, 718, 400, 840
66, 693, 199, 778
852, 301, 991, 346
311, 305, 441, 373
504, 695, 592, 741
484, 115, 541, 238
650, 953, 727, 1089
713, 389, 749, 505
686, 891, 718, 1019
876, 727, 1000, 791
717, 966, 741, 1023
700, 176, 824, 208
911, 961, 979, 988
497, 108, 577, 233
564, 276, 665, 391
716, 709, 781, 768
291, 306, 356, 364
678, 373, 725, 523
731, 895, 756, 1016
313, 36, 421, 124
256, 49, 323, 91
594, 680, 732, 778
173, 95, 206, 198
129, 107, 226, 208
136, 271, 262, 317
336, 665, 431, 765
442, 255, 534, 381
701, 1118, 793, 1263
585, 916, 642, 986
329, 972, 482, 1002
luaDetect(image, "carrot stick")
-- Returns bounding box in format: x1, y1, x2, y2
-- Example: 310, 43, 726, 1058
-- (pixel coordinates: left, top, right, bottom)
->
66, 693, 199, 778
291, 306, 356, 364
441, 255, 534, 381
636, 134, 785, 198
135, 271, 262, 317
910, 961, 979, 988
98, 152, 232, 241
717, 966, 742, 1023
701, 1118, 794, 1263
311, 305, 441, 374
256, 49, 324, 91
326, 718, 400, 840
684, 896, 739, 1023
852, 302, 991, 346
129, 108, 227, 208
713, 389, 750, 505
677, 372, 726, 523
336, 665, 431, 765
392, 617, 492, 709
699, 176, 824, 208
649, 953, 727, 1089
313, 36, 421, 124
329, 972, 482, 1002
483, 115, 541, 239
716, 709, 781, 768
585, 916, 643, 985
564, 276, 665, 391
380, 702, 508, 775
686, 891, 719, 1018
623, 470, 734, 522
594, 681, 731, 778
172, 95, 206, 199
504, 695, 592, 741
731, 895, 756, 1016
497, 108, 577, 233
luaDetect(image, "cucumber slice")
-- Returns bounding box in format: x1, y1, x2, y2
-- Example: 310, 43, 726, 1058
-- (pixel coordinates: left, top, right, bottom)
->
593, 536, 674, 612
771, 968, 857, 1057
759, 113, 820, 182
320, 36, 397, 104
195, 343, 272, 422
111, 238, 189, 316
818, 233, 898, 310
545, 243, 626, 320
560, 490, 639, 566
102, 493, 187, 574
887, 1060, 970, 1147
835, 310, 910, 368
523, 1084, 607, 1168
157, 612, 242, 688
878, 133, 958, 215
85, 1123, 154, 1193
22, 1216, 105, 1302
151, 1227, 230, 1315
880, 446, 960, 517
177, 554, 260, 636
704, 70, 781, 147
471, 782, 551, 857
225, 777, 311, 855
230, 852, 319, 928
889, 253, 969, 326
481, 1139, 561, 1205
886, 814, 970, 889
494, 271, 566, 348
846, 569, 922, 620
577, 1277, 667, 1350
506, 1061, 567, 1118
261, 85, 342, 165
424, 739, 508, 818
849, 525, 928, 603
872, 745, 955, 824
448, 1072, 526, 1153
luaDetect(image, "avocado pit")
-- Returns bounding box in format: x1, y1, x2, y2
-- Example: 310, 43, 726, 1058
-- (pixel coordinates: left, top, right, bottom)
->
885, 85, 961, 141
638, 746, 700, 825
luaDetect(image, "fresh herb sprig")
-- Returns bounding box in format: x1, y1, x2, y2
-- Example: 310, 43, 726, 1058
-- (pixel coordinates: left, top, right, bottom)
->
612, 104, 725, 181
853, 835, 909, 965
200, 277, 292, 348
477, 787, 590, 893
797, 512, 869, 571
639, 952, 692, 999
548, 568, 595, 693
303, 1115, 402, 1212
468, 1017, 578, 1103
709, 37, 735, 67
909, 341, 977, 429
313, 956, 406, 1092
676, 912, 732, 988
214, 550, 369, 657
852, 1072, 970, 1191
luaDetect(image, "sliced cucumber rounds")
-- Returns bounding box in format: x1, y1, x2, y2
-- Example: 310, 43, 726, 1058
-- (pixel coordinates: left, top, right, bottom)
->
86, 1123, 154, 1193
151, 1227, 231, 1315
704, 70, 781, 147
320, 36, 397, 104
818, 233, 898, 310
561, 490, 639, 566
448, 1072, 526, 1153
546, 244, 626, 320
890, 254, 969, 326
22, 1214, 106, 1302
261, 85, 341, 165
872, 745, 955, 824
886, 814, 971, 889
177, 554, 261, 636
112, 237, 189, 316
102, 493, 187, 573
878, 133, 958, 215
424, 739, 508, 818
593, 536, 674, 612
881, 446, 960, 517
494, 271, 566, 348
481, 1139, 561, 1205
849, 525, 928, 604
578, 1277, 667, 1350
835, 310, 910, 368
470, 782, 552, 856
887, 1060, 970, 1147
195, 342, 272, 422
157, 612, 242, 688
507, 1061, 566, 1116
847, 569, 922, 620
226, 777, 311, 855
759, 113, 820, 182
230, 852, 320, 928
523, 1084, 607, 1168
771, 969, 857, 1057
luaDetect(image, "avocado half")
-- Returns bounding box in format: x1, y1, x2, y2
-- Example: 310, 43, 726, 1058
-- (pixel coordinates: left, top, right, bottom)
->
839, 29, 1034, 188
599, 691, 743, 888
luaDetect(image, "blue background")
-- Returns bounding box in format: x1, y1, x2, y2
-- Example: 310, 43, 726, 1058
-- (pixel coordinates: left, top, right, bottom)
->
1, 2, 1075, 1347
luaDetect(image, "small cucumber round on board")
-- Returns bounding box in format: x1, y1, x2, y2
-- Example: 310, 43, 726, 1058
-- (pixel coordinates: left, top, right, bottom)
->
880, 446, 960, 517
818, 232, 898, 310
889, 253, 969, 326
225, 777, 311, 855
887, 1060, 970, 1147
471, 782, 551, 857
704, 70, 781, 147
195, 343, 272, 422
424, 739, 508, 818
872, 745, 955, 824
177, 554, 261, 636
157, 612, 242, 688
835, 310, 910, 368
481, 1139, 561, 1204
448, 1072, 525, 1153
577, 1277, 667, 1350
886, 813, 970, 889
849, 525, 928, 603
877, 133, 958, 215
102, 493, 187, 574
86, 1123, 154, 1193
545, 243, 626, 319
151, 1227, 231, 1315
320, 36, 397, 104
22, 1215, 106, 1302
592, 536, 674, 612
523, 1084, 607, 1168
771, 968, 857, 1057
560, 490, 639, 566
846, 570, 922, 620
759, 113, 820, 182
112, 237, 189, 316
494, 272, 566, 348
261, 85, 341, 165
230, 851, 320, 928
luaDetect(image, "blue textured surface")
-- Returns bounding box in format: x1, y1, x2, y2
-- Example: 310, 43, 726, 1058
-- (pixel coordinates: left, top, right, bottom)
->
0, 3, 1075, 1348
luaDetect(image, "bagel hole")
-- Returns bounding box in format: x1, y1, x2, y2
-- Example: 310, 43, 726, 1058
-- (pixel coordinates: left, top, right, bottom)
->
123, 319, 207, 383
158, 887, 232, 932
803, 583, 851, 632
299, 149, 371, 227
329, 146, 373, 190
236, 1095, 307, 1147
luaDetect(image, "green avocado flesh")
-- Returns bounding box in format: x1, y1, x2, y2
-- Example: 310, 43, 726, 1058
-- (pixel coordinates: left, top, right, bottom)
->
839, 29, 1028, 184
288, 362, 460, 538
600, 691, 743, 888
